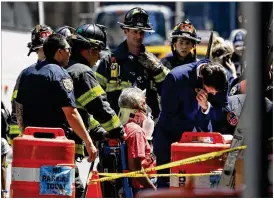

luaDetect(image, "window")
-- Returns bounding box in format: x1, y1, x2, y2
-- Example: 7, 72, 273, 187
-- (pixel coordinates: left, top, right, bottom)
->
1, 2, 39, 31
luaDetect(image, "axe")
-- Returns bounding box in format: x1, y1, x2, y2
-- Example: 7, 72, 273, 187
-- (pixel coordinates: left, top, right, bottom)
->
206, 31, 214, 59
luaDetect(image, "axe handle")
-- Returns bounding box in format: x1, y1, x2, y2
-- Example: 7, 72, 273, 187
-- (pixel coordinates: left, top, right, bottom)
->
206, 31, 214, 59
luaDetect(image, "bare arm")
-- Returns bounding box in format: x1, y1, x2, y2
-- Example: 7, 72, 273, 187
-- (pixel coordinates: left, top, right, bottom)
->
62, 106, 97, 162
128, 158, 156, 190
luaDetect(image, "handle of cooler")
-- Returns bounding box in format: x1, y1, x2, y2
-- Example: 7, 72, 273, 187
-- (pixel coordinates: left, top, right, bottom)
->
179, 132, 225, 144
23, 126, 65, 137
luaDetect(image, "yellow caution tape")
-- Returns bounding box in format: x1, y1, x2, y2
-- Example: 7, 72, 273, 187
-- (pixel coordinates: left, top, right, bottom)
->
92, 145, 246, 182
98, 172, 222, 178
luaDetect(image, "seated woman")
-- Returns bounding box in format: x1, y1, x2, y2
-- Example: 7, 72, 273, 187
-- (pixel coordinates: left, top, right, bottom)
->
118, 88, 157, 196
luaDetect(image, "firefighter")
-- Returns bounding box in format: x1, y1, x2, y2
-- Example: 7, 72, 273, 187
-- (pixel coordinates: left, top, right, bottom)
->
55, 25, 104, 158
14, 34, 97, 197
96, 7, 170, 119
66, 24, 125, 142
8, 24, 53, 145
154, 60, 234, 188
161, 19, 201, 70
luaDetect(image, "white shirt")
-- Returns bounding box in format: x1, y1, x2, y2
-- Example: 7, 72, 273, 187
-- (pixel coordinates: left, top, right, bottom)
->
1, 138, 10, 155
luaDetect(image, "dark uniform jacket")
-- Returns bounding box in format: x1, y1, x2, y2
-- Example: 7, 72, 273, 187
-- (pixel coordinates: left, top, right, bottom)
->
161, 52, 197, 70
9, 60, 43, 145
154, 59, 234, 144
66, 55, 123, 141
96, 40, 169, 118
153, 59, 234, 187
231, 53, 245, 77
15, 59, 76, 129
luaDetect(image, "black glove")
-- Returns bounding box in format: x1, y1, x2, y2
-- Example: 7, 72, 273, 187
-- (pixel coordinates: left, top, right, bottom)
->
89, 126, 107, 141
138, 52, 163, 71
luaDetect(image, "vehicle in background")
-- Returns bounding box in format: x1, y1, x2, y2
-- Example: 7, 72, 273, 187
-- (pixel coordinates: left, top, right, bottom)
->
80, 4, 173, 53
79, 4, 221, 60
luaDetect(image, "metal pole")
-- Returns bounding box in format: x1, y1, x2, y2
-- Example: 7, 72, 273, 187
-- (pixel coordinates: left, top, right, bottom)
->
229, 2, 236, 31
94, 1, 100, 12
38, 2, 45, 25
242, 2, 269, 197
175, 1, 184, 24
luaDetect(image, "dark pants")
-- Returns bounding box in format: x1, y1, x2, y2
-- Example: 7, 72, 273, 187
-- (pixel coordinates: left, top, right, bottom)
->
153, 131, 172, 188
75, 164, 84, 197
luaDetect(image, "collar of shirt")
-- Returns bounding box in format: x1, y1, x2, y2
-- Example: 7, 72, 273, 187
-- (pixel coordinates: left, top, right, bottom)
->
45, 58, 61, 66
116, 40, 146, 60
69, 54, 90, 66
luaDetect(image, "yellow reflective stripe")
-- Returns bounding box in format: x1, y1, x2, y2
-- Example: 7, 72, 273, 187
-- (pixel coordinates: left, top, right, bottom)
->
77, 85, 105, 107
75, 144, 85, 156
101, 114, 121, 131
12, 90, 18, 100
153, 67, 170, 83
89, 116, 100, 130
9, 125, 22, 135
105, 81, 132, 92
7, 136, 13, 145
76, 101, 87, 111
96, 72, 107, 88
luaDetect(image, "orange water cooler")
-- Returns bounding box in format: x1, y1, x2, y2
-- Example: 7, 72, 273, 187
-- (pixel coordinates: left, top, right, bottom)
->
170, 132, 231, 189
10, 127, 75, 198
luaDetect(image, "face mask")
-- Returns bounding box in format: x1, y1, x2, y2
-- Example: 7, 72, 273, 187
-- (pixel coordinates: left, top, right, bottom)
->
118, 106, 154, 140
142, 112, 154, 140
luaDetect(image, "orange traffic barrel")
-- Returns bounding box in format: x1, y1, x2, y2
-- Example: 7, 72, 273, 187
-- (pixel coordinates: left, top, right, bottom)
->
10, 127, 75, 198
170, 132, 231, 189
85, 171, 102, 198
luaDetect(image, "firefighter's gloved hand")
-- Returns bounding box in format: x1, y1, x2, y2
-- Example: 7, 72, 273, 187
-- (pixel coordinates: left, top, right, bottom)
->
89, 126, 107, 141
138, 52, 163, 71
107, 127, 126, 141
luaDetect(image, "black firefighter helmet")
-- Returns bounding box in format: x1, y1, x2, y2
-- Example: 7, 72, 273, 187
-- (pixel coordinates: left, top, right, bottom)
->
27, 24, 53, 56
171, 19, 201, 44
69, 23, 107, 50
55, 25, 76, 39
117, 7, 154, 33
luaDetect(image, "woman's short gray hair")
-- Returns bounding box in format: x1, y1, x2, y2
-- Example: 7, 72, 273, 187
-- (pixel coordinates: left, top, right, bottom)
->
118, 87, 146, 110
